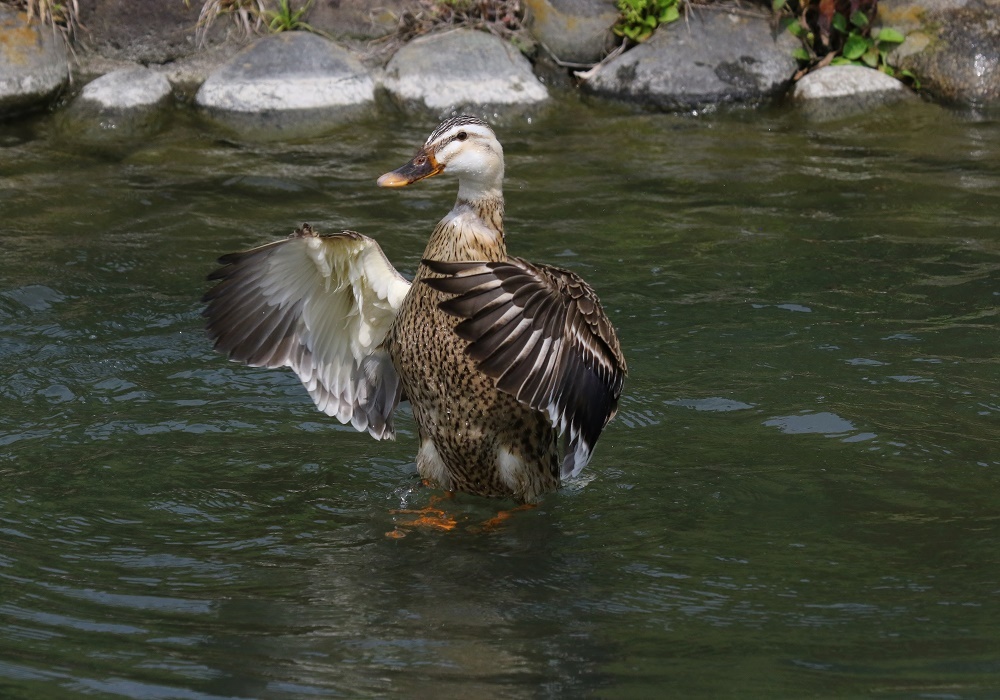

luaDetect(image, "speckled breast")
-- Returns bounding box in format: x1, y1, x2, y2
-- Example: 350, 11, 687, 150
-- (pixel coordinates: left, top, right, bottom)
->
386, 265, 561, 498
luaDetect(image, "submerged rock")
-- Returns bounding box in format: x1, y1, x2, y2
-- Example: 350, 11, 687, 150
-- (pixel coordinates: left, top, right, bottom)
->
583, 6, 798, 111
0, 6, 70, 118
793, 65, 915, 119
195, 32, 375, 137
382, 29, 548, 114
524, 0, 618, 65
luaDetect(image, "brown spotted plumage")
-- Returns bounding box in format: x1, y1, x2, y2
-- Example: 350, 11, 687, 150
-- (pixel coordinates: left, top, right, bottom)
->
203, 116, 626, 502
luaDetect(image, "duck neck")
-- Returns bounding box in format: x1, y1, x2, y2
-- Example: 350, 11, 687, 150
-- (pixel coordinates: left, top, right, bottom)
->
423, 187, 507, 263
460, 187, 505, 237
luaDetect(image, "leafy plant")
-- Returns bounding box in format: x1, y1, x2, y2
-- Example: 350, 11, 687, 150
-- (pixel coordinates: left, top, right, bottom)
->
613, 0, 681, 44
185, 0, 329, 45
263, 0, 317, 33
776, 0, 916, 84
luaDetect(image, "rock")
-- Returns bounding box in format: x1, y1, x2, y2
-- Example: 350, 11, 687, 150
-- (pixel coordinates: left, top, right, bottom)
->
74, 44, 234, 100
79, 66, 172, 109
78, 0, 203, 64
879, 0, 1000, 106
792, 65, 915, 119
382, 28, 548, 114
583, 6, 798, 111
0, 6, 70, 118
77, 0, 406, 69
195, 32, 376, 137
55, 65, 172, 147
149, 46, 238, 99
524, 0, 618, 65
303, 0, 408, 41
878, 0, 976, 39
57, 66, 172, 143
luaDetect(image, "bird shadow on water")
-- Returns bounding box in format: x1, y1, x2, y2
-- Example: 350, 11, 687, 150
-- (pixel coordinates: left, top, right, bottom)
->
186, 475, 622, 699
348, 487, 617, 698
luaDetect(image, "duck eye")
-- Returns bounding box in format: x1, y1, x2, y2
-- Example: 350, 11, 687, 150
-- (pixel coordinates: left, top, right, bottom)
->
456, 131, 468, 141
415, 155, 427, 165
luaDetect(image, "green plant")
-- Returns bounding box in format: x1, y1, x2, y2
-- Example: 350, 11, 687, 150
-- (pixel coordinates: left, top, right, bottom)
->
830, 18, 906, 69
263, 0, 318, 33
776, 0, 917, 85
613, 0, 680, 44
186, 0, 331, 45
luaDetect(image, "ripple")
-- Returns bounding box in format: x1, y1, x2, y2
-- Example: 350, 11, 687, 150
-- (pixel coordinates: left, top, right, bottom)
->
1, 285, 66, 312
44, 584, 215, 616
762, 412, 856, 436
0, 604, 146, 635
882, 333, 922, 342
750, 302, 812, 313
846, 357, 888, 366
39, 384, 76, 403
0, 428, 53, 448
666, 397, 757, 413
76, 674, 250, 700
617, 407, 660, 428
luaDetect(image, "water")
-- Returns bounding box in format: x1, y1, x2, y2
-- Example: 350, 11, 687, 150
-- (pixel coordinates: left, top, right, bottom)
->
2, 97, 999, 698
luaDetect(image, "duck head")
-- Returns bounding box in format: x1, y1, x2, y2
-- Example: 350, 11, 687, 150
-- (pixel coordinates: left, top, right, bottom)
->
377, 116, 504, 200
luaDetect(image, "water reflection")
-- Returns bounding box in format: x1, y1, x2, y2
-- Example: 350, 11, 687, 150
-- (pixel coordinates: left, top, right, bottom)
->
763, 411, 856, 436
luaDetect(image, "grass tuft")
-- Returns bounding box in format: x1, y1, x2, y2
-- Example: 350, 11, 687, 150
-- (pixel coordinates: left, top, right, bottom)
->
1, 0, 82, 45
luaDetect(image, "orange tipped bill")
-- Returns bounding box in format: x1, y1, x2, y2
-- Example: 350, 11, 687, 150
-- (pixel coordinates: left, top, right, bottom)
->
377, 148, 443, 187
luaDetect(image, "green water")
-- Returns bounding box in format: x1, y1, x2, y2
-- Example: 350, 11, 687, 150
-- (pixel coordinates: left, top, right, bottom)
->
2, 98, 999, 698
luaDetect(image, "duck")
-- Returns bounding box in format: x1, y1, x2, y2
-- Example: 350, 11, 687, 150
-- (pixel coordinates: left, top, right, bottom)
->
202, 116, 626, 503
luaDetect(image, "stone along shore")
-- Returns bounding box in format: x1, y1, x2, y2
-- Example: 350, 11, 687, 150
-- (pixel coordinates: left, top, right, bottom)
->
1, 0, 998, 140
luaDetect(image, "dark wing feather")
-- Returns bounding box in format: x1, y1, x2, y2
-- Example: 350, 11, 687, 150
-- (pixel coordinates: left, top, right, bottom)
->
422, 257, 627, 478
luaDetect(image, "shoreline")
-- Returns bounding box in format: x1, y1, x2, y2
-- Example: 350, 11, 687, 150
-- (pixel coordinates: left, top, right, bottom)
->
1, 0, 998, 134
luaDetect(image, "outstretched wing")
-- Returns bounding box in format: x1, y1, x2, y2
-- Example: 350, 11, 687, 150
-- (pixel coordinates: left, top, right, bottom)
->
203, 224, 411, 440
422, 257, 626, 478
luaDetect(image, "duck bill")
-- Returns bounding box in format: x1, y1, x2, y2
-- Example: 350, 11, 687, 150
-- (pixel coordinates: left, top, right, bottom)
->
377, 148, 443, 187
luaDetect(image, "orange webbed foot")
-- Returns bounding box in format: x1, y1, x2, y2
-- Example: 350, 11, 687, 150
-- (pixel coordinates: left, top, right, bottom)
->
386, 492, 457, 538
473, 503, 537, 532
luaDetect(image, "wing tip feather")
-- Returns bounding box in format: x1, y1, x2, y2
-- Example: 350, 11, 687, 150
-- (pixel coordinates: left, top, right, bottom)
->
202, 227, 407, 441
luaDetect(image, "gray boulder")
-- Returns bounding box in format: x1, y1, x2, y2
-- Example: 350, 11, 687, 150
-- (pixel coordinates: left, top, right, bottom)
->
79, 66, 172, 110
583, 6, 798, 111
524, 0, 618, 65
792, 65, 915, 119
880, 0, 1000, 106
195, 32, 375, 137
382, 29, 548, 114
0, 6, 70, 118
59, 66, 173, 143
76, 45, 236, 98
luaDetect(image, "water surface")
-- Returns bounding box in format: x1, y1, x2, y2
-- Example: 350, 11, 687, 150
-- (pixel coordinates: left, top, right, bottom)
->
2, 98, 1000, 698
